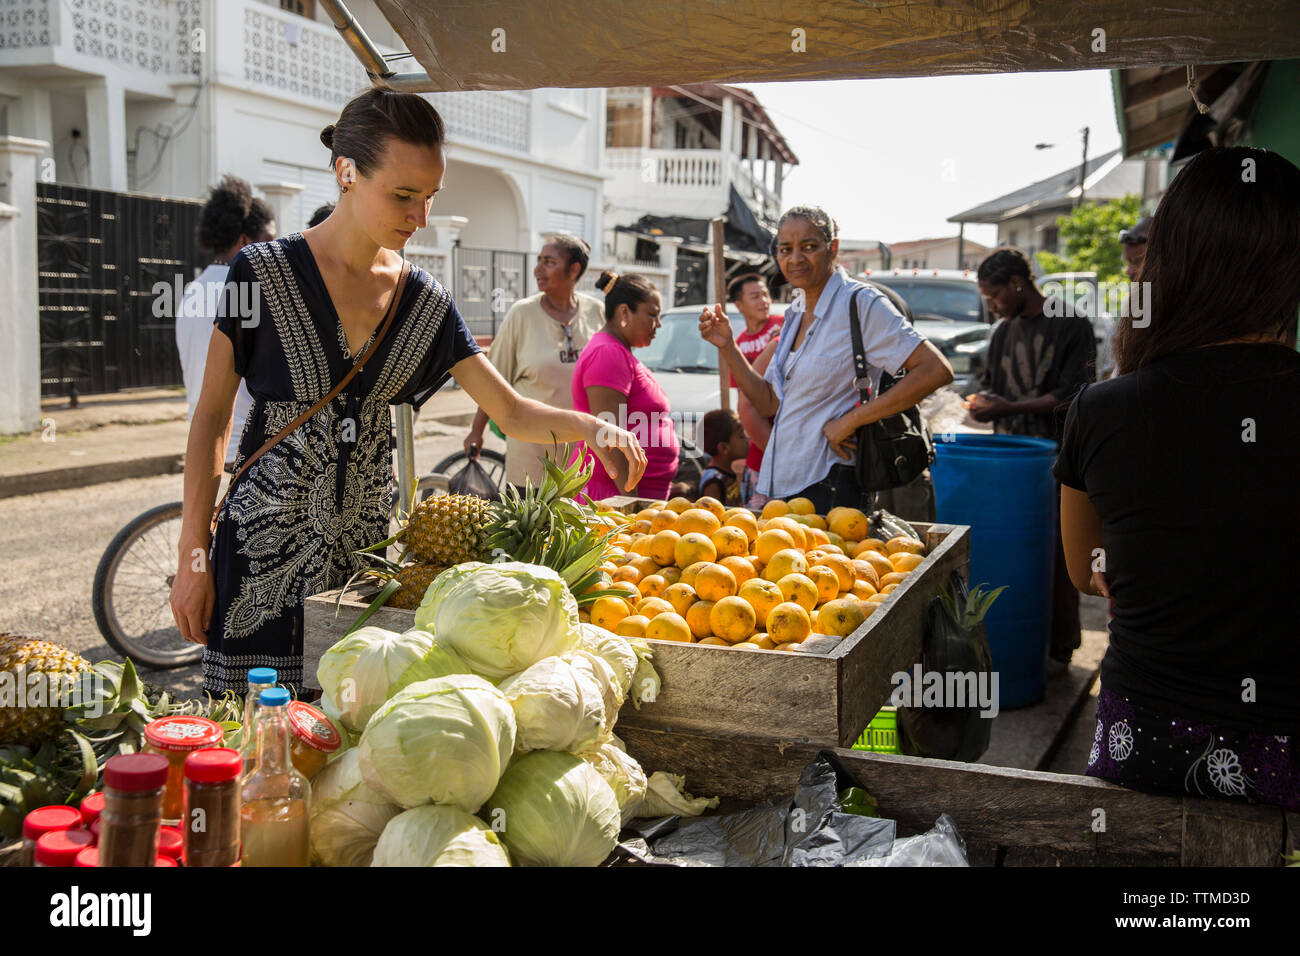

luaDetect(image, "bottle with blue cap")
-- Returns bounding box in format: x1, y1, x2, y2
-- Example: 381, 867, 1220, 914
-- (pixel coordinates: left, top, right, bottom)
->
239, 686, 310, 867
240, 668, 277, 776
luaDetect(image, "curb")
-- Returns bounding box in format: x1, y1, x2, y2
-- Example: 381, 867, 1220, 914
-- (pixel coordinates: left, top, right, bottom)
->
0, 454, 186, 500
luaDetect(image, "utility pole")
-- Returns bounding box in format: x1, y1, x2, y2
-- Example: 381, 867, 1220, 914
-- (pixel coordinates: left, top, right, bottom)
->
1076, 126, 1090, 208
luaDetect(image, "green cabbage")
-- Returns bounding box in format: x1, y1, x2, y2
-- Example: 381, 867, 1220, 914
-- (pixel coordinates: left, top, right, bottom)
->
575, 625, 638, 698
359, 674, 516, 811
422, 562, 579, 679
318, 626, 470, 735
635, 771, 720, 818
567, 649, 623, 732
483, 751, 620, 867
412, 562, 485, 632
497, 656, 607, 754
579, 736, 647, 825
309, 749, 402, 867
372, 805, 511, 867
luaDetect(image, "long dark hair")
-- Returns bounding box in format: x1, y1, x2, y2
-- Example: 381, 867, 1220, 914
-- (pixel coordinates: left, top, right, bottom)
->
1113, 146, 1300, 373
595, 270, 657, 319
196, 175, 273, 254
320, 88, 446, 177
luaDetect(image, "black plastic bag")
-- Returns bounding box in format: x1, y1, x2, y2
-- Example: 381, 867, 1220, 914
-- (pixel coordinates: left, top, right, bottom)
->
896, 572, 1002, 762
447, 456, 500, 500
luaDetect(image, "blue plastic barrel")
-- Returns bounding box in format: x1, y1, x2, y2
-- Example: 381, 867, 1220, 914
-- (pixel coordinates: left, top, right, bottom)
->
930, 434, 1059, 708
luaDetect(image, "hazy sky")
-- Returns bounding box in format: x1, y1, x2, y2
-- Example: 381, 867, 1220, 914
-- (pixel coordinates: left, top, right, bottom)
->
746, 69, 1123, 248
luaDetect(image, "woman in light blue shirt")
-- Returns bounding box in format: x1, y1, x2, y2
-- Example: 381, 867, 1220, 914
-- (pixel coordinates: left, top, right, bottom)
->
700, 206, 953, 512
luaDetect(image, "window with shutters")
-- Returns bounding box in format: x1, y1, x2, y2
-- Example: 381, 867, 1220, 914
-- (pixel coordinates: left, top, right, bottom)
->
544, 210, 586, 242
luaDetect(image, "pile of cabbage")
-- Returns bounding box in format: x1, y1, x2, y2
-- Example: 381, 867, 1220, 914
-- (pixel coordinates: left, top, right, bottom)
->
310, 561, 714, 867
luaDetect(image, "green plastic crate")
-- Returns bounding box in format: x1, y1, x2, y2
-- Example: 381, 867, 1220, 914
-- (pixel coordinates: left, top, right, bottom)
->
852, 706, 900, 753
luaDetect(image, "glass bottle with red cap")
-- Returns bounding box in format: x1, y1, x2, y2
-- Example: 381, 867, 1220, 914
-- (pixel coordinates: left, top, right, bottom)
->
240, 688, 310, 867
20, 805, 83, 867
183, 747, 242, 867
34, 829, 93, 867
98, 752, 168, 867
143, 715, 223, 823
79, 792, 106, 829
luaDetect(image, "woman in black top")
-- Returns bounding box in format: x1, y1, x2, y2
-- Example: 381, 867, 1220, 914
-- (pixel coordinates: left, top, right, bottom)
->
1056, 146, 1300, 811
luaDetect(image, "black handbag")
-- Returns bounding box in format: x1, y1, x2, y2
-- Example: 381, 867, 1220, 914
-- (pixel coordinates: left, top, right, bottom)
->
848, 285, 935, 492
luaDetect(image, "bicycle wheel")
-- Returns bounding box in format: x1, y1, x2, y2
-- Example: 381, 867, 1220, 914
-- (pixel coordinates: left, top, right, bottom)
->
92, 502, 201, 670
432, 448, 509, 497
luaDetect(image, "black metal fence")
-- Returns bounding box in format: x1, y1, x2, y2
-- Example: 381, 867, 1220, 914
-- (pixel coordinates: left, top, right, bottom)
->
37, 183, 204, 398
453, 245, 528, 339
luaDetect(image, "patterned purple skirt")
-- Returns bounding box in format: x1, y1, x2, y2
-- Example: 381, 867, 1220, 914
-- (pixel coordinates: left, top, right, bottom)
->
1086, 685, 1299, 812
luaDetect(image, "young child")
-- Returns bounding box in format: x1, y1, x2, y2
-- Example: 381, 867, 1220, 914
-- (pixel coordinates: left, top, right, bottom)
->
698, 409, 750, 506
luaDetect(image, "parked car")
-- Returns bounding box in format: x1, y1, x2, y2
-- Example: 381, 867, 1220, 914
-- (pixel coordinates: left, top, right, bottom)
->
858, 269, 993, 394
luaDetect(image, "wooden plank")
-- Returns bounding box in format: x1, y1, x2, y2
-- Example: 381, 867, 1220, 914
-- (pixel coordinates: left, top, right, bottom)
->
1181, 800, 1284, 867
833, 523, 969, 747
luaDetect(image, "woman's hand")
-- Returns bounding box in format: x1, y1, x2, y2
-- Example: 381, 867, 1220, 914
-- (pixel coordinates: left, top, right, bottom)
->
170, 546, 215, 646
823, 415, 858, 461
698, 304, 735, 350
586, 417, 648, 493
463, 431, 482, 460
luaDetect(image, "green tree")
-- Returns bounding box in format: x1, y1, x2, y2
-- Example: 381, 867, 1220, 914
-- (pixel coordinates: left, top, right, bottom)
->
1033, 194, 1143, 285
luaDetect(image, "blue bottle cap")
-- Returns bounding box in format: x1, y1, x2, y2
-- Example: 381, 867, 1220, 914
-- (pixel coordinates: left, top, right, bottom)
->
248, 668, 277, 684
259, 687, 291, 707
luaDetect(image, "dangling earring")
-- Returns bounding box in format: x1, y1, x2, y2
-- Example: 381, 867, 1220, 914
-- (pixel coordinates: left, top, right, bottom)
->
340, 185, 349, 194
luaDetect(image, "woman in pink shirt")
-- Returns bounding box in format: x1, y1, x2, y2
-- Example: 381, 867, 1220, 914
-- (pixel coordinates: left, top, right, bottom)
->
572, 271, 679, 501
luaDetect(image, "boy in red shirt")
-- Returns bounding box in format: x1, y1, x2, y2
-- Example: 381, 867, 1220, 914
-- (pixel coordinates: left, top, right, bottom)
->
727, 274, 782, 507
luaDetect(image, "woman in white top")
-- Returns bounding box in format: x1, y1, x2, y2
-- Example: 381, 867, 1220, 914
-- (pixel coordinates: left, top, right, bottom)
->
699, 205, 954, 513
464, 234, 605, 485
176, 176, 275, 470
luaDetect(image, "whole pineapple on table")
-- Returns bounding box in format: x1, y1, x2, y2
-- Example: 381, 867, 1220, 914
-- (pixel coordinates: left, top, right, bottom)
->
0, 634, 92, 748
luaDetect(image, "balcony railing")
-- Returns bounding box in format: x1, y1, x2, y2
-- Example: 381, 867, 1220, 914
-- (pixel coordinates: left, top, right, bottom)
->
0, 0, 201, 76
606, 145, 781, 221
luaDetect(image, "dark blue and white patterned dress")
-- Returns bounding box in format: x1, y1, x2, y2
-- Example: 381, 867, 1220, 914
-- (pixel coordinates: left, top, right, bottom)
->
204, 234, 479, 694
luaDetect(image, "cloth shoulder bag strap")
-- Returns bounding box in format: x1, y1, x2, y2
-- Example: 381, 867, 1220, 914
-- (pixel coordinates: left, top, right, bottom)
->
210, 260, 411, 533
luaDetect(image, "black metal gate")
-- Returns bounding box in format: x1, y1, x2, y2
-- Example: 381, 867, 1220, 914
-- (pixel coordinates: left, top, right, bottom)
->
452, 245, 528, 339
37, 183, 205, 398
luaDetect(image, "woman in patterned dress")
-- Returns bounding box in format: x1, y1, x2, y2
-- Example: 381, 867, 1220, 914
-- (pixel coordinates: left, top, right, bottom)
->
169, 89, 646, 695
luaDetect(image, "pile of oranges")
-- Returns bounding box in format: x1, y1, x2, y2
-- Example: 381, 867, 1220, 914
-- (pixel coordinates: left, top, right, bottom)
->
579, 496, 927, 651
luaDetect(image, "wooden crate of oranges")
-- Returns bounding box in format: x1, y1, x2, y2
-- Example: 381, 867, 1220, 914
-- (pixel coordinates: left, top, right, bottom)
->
584, 494, 970, 748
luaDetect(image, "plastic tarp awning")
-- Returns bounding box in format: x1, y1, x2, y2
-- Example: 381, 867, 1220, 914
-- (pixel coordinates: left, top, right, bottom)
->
369, 0, 1300, 92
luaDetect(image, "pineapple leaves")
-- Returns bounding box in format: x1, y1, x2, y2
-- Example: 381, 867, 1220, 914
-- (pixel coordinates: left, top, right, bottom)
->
343, 579, 403, 638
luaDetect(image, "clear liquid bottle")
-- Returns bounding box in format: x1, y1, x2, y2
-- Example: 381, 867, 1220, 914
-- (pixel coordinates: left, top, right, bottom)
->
239, 688, 310, 867
240, 667, 277, 776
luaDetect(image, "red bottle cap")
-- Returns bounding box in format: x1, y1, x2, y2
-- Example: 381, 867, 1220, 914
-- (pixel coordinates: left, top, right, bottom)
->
158, 826, 184, 859
103, 752, 169, 792
90, 818, 102, 841
74, 846, 99, 867
287, 701, 342, 753
144, 715, 223, 752
34, 829, 93, 867
184, 747, 242, 783
155, 855, 178, 867
79, 791, 106, 826
22, 805, 83, 841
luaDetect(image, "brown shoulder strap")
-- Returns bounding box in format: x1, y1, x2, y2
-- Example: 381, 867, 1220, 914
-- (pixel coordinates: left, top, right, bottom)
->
210, 260, 411, 533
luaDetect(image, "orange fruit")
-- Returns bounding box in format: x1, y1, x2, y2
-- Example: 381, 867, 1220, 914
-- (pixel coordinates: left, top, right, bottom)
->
646, 612, 692, 643
850, 579, 879, 601
694, 563, 738, 602
666, 496, 694, 514
658, 566, 682, 586
609, 580, 641, 602
886, 536, 925, 556
675, 508, 722, 537
635, 507, 658, 522
817, 598, 867, 637
578, 609, 591, 624
616, 614, 650, 638
800, 514, 828, 531
767, 602, 812, 644
787, 496, 816, 516
684, 600, 716, 639
698, 636, 730, 646
776, 573, 818, 612
674, 532, 717, 567
749, 633, 776, 650
806, 527, 830, 547
649, 529, 681, 566
890, 551, 924, 573
598, 562, 617, 577
710, 525, 750, 559
827, 507, 868, 542
731, 642, 762, 651
695, 496, 726, 521
755, 528, 797, 564
775, 642, 805, 652
663, 582, 698, 616
853, 538, 888, 556
765, 516, 808, 550
878, 571, 908, 588
628, 554, 659, 577
606, 550, 630, 566
764, 548, 808, 582
858, 550, 894, 584
649, 509, 678, 533
720, 555, 756, 587
866, 592, 889, 604
627, 536, 651, 557
631, 519, 653, 535
851, 559, 881, 589
813, 553, 857, 592
817, 542, 845, 556
724, 510, 759, 543
589, 596, 631, 631
738, 577, 784, 627
636, 596, 675, 618
806, 565, 841, 604
579, 570, 613, 596
710, 595, 758, 643
612, 564, 642, 585
679, 560, 712, 588
879, 583, 899, 595
760, 499, 790, 519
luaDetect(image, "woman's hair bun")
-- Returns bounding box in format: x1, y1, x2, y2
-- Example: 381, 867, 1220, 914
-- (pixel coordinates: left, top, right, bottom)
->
320, 124, 336, 150
596, 269, 619, 294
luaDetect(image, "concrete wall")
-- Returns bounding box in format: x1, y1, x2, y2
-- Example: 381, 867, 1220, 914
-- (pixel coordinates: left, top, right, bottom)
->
0, 137, 47, 435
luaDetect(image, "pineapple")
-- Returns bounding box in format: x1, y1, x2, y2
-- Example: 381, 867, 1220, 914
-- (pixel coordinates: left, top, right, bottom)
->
386, 563, 448, 610
0, 634, 92, 747
400, 494, 490, 565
